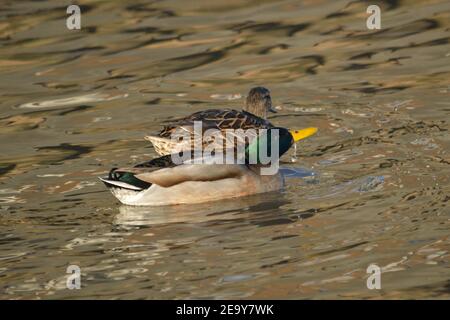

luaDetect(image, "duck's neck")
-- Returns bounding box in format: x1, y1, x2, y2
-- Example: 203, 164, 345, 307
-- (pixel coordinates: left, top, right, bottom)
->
244, 101, 266, 119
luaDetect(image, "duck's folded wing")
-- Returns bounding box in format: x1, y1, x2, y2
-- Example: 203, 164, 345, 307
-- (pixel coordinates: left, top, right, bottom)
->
156, 109, 273, 138
134, 164, 247, 188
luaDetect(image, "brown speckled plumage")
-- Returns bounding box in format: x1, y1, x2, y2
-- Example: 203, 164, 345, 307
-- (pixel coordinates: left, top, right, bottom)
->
146, 87, 276, 156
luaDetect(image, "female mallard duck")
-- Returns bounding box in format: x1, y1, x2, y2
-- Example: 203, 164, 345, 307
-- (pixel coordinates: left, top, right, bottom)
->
100, 127, 317, 206
146, 87, 277, 156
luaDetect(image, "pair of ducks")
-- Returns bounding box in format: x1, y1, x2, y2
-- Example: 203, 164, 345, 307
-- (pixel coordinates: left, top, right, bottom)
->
100, 87, 317, 206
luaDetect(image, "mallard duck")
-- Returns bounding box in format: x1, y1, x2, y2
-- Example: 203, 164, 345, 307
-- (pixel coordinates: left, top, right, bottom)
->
100, 127, 317, 206
146, 87, 276, 156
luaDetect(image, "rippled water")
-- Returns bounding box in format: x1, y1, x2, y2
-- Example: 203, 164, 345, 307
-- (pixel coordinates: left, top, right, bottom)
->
0, 0, 449, 299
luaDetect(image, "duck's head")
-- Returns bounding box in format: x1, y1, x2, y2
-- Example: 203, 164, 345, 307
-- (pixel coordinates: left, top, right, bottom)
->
245, 86, 276, 119
246, 127, 317, 163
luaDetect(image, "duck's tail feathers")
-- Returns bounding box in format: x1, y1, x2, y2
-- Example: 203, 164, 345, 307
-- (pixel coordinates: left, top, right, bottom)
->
144, 135, 168, 143
99, 177, 143, 191
144, 135, 176, 156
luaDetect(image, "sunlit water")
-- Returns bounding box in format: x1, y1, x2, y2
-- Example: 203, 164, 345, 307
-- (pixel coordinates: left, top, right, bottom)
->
0, 0, 449, 299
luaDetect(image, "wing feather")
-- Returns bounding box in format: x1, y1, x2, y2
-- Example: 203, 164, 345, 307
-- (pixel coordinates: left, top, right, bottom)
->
135, 164, 246, 188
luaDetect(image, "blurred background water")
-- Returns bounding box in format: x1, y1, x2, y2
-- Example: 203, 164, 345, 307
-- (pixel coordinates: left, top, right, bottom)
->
0, 0, 449, 299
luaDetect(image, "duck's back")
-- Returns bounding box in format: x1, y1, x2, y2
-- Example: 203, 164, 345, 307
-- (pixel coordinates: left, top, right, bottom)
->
146, 109, 274, 156
159, 109, 273, 138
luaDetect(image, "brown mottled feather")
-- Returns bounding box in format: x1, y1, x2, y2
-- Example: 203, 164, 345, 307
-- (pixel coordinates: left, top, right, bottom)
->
159, 109, 273, 137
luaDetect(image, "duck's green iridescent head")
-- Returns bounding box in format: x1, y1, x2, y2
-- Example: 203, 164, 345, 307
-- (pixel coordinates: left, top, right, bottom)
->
245, 127, 317, 163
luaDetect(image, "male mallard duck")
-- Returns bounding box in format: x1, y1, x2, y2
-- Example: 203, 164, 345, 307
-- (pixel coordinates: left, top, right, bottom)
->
146, 87, 277, 156
100, 127, 317, 206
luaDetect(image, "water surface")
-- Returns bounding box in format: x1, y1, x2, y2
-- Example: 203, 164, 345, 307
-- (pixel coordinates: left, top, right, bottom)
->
0, 0, 449, 299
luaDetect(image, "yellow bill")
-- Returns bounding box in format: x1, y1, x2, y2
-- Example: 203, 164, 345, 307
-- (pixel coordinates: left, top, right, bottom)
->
289, 127, 318, 142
